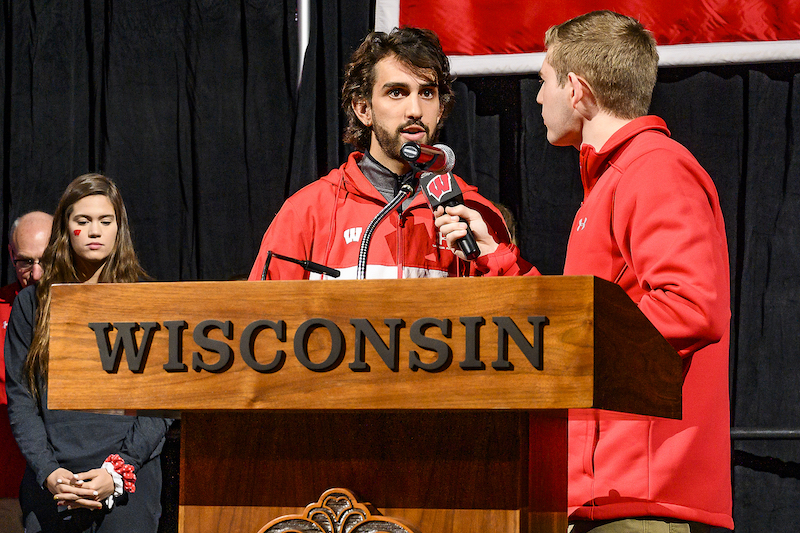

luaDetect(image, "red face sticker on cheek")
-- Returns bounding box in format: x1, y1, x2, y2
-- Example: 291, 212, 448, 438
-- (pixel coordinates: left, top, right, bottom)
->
73, 230, 81, 236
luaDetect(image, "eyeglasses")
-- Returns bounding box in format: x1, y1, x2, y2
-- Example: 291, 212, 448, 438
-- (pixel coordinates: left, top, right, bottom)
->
12, 257, 42, 272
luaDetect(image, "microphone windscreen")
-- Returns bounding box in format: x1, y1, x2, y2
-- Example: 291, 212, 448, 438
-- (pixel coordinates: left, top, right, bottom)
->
432, 144, 455, 174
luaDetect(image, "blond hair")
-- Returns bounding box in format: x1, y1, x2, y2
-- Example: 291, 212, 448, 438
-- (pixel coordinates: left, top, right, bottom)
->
545, 10, 658, 119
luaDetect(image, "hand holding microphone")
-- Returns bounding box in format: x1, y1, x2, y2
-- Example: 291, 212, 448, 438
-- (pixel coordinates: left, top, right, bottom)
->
433, 204, 499, 260
401, 142, 480, 261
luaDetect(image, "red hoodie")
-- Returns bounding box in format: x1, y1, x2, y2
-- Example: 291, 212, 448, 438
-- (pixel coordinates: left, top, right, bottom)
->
249, 151, 510, 280
477, 116, 733, 528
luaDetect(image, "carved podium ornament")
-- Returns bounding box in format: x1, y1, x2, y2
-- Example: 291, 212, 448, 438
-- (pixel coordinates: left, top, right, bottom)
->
257, 488, 419, 533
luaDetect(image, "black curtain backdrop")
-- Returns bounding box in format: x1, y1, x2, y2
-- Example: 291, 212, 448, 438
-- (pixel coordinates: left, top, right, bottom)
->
2, 2, 799, 531
1, 0, 299, 281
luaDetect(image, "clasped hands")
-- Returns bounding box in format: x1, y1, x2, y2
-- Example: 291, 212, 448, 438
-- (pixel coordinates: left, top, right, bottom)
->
47, 466, 115, 511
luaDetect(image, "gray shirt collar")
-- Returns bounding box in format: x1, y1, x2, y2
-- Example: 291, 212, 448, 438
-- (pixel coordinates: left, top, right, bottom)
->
358, 151, 420, 210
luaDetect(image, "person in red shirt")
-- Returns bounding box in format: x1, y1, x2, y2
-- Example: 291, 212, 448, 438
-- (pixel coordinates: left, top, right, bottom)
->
1, 211, 52, 533
249, 27, 510, 281
435, 11, 732, 533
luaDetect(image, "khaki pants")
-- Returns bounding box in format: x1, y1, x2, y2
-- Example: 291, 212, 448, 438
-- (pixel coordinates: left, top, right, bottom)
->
569, 518, 711, 533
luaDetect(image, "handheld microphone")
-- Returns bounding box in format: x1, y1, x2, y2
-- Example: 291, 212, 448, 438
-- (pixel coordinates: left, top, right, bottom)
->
400, 142, 455, 174
419, 170, 481, 262
262, 251, 341, 280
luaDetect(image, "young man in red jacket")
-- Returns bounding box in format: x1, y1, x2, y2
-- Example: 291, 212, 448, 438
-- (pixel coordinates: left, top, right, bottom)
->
249, 27, 509, 281
436, 10, 733, 533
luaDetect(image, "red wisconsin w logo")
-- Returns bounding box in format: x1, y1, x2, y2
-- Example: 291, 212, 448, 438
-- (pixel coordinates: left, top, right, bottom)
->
425, 174, 453, 202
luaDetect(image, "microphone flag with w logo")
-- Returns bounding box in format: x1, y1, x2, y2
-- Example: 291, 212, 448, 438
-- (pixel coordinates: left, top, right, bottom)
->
420, 172, 459, 208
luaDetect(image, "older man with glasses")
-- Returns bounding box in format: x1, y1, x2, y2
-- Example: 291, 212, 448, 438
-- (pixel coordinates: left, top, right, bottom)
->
1, 211, 52, 533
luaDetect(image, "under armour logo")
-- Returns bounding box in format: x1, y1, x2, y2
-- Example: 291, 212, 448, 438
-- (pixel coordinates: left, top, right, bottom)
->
343, 227, 363, 244
576, 217, 587, 232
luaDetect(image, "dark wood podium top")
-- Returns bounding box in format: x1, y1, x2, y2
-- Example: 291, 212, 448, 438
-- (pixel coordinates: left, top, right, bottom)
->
48, 276, 681, 418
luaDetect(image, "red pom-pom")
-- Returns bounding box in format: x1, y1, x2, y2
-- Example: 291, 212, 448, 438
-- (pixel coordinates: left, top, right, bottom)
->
105, 454, 137, 493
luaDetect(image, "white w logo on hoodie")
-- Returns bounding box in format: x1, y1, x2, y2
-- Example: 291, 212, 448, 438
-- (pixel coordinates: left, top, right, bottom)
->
343, 227, 363, 244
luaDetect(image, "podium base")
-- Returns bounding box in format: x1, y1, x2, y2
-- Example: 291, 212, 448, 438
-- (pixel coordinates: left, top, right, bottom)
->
179, 411, 567, 533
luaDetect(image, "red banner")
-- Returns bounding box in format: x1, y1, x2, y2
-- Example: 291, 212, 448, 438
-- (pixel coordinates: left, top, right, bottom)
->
375, 0, 800, 72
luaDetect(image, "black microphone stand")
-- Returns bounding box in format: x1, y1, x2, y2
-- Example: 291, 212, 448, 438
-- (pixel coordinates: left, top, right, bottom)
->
262, 250, 341, 280
356, 173, 420, 280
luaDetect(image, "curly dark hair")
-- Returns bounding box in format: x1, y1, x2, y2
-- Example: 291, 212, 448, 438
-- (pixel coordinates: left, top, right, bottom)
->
341, 27, 455, 151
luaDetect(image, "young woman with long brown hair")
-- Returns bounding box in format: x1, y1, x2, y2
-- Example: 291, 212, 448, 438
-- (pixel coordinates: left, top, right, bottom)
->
5, 174, 171, 532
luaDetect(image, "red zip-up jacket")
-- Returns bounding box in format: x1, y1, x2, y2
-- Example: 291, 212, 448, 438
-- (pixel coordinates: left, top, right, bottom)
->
249, 151, 510, 280
476, 117, 733, 528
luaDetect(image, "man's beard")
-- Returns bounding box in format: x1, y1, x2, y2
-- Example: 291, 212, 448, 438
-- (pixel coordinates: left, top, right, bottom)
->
372, 119, 438, 168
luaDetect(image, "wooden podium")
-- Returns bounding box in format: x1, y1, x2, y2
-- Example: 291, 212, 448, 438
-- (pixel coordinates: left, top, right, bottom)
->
47, 276, 682, 533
